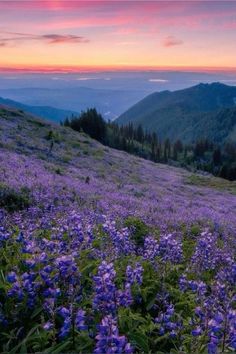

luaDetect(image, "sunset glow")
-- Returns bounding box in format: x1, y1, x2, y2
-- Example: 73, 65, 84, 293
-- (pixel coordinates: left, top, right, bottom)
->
0, 1, 236, 72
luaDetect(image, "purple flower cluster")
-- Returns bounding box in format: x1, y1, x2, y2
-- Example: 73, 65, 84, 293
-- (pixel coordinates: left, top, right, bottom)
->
143, 236, 159, 261
94, 315, 133, 354
58, 306, 72, 339
143, 233, 182, 264
126, 262, 143, 286
179, 274, 207, 297
190, 281, 236, 353
93, 261, 117, 315
0, 226, 10, 245
55, 255, 80, 285
75, 309, 88, 331
155, 302, 182, 338
190, 231, 220, 272
102, 219, 135, 258
158, 233, 182, 263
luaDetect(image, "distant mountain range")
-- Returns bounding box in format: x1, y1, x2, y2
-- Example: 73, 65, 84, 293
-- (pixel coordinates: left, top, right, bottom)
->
117, 83, 236, 144
0, 96, 77, 123
0, 86, 149, 121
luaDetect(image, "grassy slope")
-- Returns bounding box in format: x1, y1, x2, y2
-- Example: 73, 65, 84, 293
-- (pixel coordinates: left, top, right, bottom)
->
1, 104, 236, 229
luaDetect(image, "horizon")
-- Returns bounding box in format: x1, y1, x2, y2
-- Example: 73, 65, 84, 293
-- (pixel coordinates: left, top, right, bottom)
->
2, 65, 236, 75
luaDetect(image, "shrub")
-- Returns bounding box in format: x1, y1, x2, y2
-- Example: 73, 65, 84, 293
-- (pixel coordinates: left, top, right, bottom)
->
124, 216, 149, 246
0, 184, 32, 212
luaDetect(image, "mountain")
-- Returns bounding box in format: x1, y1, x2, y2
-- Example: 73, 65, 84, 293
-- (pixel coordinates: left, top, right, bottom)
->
0, 96, 77, 123
116, 82, 236, 143
0, 86, 149, 121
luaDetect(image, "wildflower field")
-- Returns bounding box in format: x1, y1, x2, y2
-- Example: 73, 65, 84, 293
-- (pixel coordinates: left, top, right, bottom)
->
1, 109, 236, 353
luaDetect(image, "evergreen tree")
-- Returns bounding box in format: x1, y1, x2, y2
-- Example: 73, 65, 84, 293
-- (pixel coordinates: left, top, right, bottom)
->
213, 148, 222, 166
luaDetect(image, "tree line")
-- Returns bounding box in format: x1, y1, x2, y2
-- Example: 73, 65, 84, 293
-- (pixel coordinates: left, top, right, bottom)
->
62, 108, 236, 181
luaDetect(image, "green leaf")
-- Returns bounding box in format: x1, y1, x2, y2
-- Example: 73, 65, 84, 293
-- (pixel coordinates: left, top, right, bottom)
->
81, 262, 96, 276
30, 306, 43, 319
129, 332, 149, 353
154, 333, 169, 344
44, 340, 71, 354
146, 293, 157, 311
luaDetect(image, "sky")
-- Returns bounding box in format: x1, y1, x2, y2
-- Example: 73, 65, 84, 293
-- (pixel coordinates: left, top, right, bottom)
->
0, 1, 236, 72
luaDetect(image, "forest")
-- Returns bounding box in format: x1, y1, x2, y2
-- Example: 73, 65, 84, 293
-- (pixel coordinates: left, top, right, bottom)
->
63, 109, 236, 181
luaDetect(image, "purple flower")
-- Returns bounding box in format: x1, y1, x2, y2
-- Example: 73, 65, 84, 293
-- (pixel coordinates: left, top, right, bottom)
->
93, 261, 117, 315
94, 315, 133, 354
43, 321, 53, 331
192, 327, 202, 336
59, 317, 71, 339
58, 306, 70, 319
126, 263, 143, 286
75, 309, 88, 331
6, 271, 17, 283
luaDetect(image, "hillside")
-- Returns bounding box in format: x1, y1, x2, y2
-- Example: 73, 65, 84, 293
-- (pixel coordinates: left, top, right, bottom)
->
0, 96, 77, 123
1, 106, 236, 353
1, 104, 236, 230
117, 82, 236, 143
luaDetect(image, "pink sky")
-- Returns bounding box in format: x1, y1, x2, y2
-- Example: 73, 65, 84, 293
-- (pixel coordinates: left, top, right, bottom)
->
0, 1, 236, 72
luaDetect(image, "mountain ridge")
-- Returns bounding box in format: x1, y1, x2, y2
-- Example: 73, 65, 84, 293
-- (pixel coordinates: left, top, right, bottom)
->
116, 82, 236, 143
0, 96, 77, 123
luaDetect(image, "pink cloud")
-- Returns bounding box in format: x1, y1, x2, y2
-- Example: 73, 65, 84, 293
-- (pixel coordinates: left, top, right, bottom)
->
37, 15, 132, 31
0, 32, 89, 46
162, 36, 183, 47
41, 34, 89, 44
1, 1, 236, 33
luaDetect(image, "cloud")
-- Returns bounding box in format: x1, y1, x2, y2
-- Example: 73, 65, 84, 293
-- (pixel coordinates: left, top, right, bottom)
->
76, 77, 98, 81
149, 79, 169, 83
0, 32, 89, 46
40, 34, 89, 44
162, 36, 183, 47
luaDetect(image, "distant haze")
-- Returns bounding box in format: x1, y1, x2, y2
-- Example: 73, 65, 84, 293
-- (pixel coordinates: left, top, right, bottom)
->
0, 70, 236, 121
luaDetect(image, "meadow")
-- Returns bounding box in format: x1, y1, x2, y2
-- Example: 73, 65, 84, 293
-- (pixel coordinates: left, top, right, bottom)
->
0, 108, 236, 353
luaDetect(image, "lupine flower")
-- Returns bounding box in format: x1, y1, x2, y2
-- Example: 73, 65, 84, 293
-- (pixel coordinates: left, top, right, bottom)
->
55, 255, 80, 285
6, 271, 17, 283
158, 233, 182, 263
143, 236, 158, 260
43, 321, 53, 331
58, 306, 70, 319
155, 302, 182, 338
102, 219, 135, 258
126, 262, 143, 286
190, 231, 222, 273
116, 282, 133, 307
59, 316, 72, 339
75, 309, 88, 331
0, 226, 10, 245
8, 282, 24, 301
192, 326, 202, 336
93, 261, 117, 315
94, 315, 133, 353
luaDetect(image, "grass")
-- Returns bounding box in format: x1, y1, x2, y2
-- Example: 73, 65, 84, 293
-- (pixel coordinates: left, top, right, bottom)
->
27, 118, 48, 127
186, 174, 236, 195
